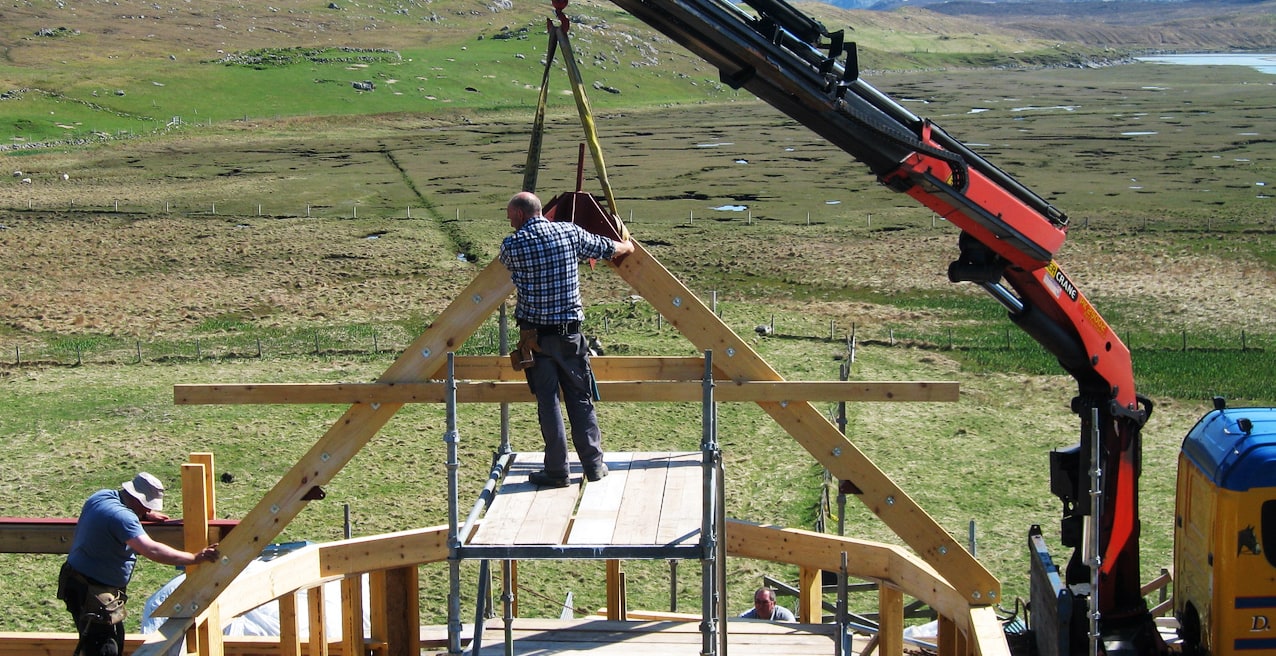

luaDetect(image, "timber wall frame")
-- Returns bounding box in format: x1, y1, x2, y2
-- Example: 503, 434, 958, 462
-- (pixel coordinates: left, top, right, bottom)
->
0, 517, 1007, 656
106, 240, 1006, 654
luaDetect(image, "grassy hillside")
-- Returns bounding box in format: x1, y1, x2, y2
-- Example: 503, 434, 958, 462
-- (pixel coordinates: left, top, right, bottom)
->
2, 0, 1275, 640
9, 0, 1269, 148
0, 0, 1160, 145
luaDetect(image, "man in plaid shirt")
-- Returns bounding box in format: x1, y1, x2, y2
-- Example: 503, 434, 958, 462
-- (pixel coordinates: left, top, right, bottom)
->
499, 191, 634, 487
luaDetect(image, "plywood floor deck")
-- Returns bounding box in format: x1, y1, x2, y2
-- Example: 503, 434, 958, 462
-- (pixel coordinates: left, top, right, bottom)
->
433, 618, 864, 656
467, 452, 705, 548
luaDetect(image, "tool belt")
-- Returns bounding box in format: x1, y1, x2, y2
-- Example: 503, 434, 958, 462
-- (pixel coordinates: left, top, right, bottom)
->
521, 321, 581, 336
58, 562, 128, 626
510, 321, 580, 371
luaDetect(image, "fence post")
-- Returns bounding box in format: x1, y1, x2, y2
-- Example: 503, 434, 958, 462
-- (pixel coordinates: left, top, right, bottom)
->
257, 338, 263, 359
75, 344, 82, 366
136, 340, 142, 364
1182, 330, 1187, 352
14, 346, 20, 366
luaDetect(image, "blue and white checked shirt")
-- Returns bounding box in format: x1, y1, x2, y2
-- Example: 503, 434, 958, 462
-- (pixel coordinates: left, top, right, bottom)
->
499, 216, 616, 325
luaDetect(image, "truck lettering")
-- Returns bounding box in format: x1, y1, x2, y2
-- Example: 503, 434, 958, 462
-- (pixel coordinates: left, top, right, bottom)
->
1252, 615, 1270, 632
1044, 261, 1079, 302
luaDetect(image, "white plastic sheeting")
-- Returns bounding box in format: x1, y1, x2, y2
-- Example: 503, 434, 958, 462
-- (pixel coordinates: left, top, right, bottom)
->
141, 545, 370, 654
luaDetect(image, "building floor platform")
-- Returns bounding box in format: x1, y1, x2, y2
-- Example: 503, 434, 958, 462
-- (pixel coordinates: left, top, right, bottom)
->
441, 617, 863, 656
467, 452, 705, 549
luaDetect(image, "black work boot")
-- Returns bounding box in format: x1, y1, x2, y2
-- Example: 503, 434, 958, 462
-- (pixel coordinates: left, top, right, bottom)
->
529, 470, 570, 488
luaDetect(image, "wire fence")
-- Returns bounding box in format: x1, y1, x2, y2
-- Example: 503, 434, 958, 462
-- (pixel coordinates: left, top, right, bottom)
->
2, 310, 1269, 369
4, 197, 1276, 235
4, 307, 1271, 402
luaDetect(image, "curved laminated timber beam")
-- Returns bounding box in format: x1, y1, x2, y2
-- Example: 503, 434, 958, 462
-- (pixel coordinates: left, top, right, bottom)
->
124, 521, 1005, 656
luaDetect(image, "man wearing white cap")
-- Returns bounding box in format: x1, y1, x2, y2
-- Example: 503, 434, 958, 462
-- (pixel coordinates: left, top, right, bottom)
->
57, 472, 220, 656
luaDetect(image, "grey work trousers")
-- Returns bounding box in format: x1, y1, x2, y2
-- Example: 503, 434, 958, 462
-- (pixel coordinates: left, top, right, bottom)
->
523, 331, 604, 477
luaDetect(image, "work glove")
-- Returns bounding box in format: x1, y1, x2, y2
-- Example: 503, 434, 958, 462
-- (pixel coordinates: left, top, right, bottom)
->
510, 328, 540, 371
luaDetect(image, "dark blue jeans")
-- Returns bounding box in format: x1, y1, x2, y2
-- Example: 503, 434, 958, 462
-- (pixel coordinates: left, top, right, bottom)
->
523, 331, 604, 477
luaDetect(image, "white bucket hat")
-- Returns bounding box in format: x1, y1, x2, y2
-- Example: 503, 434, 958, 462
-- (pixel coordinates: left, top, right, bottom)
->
122, 472, 165, 512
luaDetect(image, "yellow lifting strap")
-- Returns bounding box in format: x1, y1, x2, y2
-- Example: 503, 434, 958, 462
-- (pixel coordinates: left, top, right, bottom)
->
520, 22, 557, 195
522, 15, 622, 222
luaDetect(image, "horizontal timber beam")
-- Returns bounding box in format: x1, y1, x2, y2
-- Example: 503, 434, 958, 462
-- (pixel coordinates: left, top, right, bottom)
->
0, 518, 238, 554
432, 355, 719, 382
175, 380, 957, 405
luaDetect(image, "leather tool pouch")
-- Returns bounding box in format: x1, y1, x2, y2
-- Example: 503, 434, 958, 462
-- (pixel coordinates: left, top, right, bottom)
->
511, 328, 538, 371
85, 585, 128, 625
59, 564, 128, 626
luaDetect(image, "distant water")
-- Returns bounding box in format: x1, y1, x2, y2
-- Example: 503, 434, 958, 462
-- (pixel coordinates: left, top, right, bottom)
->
1136, 53, 1276, 75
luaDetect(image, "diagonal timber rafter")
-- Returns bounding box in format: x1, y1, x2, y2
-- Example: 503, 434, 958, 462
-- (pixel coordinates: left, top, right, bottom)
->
611, 242, 999, 604
139, 261, 515, 654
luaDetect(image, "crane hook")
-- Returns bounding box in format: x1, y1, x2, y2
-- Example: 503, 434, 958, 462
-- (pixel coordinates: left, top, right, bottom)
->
552, 0, 570, 32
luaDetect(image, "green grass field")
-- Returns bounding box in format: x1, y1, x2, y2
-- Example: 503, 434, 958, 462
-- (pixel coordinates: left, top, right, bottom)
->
2, 0, 1275, 640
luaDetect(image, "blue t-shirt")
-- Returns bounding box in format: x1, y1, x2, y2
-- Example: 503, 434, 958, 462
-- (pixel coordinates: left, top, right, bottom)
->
67, 489, 146, 588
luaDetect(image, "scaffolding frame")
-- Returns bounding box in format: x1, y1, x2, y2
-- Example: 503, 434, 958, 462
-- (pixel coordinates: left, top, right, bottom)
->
443, 351, 727, 656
